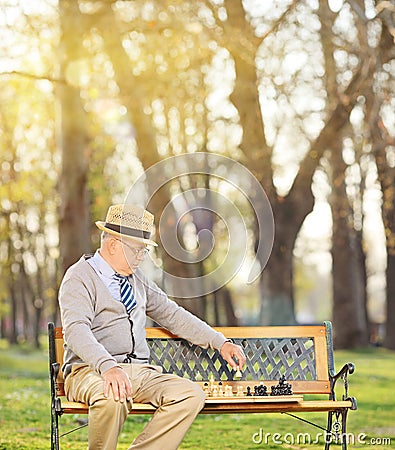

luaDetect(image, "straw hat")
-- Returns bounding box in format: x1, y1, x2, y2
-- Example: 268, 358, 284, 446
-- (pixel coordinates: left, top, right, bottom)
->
96, 204, 157, 246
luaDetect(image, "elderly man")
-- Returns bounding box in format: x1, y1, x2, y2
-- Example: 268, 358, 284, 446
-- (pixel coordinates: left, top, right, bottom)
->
59, 204, 246, 450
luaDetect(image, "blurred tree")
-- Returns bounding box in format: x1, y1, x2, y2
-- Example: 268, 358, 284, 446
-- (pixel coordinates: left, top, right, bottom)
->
57, 0, 91, 276
318, 0, 369, 348
205, 0, 377, 333
218, 0, 299, 325
92, 2, 207, 317
365, 1, 395, 349
0, 76, 58, 346
84, 2, 242, 321
329, 138, 369, 347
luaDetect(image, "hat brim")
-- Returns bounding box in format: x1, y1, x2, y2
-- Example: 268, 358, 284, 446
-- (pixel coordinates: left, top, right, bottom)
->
96, 221, 158, 246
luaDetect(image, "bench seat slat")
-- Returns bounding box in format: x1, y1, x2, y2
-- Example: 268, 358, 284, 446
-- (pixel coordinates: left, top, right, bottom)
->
60, 398, 354, 415
61, 401, 156, 414
201, 399, 354, 414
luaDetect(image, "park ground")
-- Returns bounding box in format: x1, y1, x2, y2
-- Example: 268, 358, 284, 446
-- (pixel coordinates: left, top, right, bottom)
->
0, 340, 394, 450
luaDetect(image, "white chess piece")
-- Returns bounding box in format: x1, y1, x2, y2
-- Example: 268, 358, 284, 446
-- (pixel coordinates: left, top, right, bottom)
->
234, 366, 242, 379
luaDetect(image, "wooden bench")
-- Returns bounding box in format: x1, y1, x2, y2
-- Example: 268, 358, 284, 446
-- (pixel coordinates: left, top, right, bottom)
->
48, 321, 357, 450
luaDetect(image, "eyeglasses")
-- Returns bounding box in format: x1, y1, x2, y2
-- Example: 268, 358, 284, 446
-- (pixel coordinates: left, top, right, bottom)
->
115, 239, 150, 257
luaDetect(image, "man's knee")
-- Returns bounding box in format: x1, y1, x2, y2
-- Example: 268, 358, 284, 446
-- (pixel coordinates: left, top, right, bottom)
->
182, 381, 206, 413
90, 394, 130, 419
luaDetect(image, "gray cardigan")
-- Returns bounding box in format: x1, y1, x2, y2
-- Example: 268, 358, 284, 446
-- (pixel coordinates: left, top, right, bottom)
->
59, 255, 227, 378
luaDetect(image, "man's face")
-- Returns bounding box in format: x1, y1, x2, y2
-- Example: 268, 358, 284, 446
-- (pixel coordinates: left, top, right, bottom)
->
113, 237, 149, 275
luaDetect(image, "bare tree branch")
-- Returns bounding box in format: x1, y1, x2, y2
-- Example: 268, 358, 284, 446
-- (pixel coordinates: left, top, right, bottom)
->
0, 70, 67, 84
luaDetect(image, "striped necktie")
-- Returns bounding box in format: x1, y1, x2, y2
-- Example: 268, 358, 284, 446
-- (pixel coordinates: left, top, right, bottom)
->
113, 273, 136, 314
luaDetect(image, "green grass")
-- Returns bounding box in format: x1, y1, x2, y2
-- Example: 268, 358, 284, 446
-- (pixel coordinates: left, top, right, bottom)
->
0, 343, 394, 449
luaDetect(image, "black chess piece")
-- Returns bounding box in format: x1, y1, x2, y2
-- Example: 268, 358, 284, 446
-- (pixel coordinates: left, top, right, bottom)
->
253, 383, 268, 396
246, 386, 252, 396
270, 375, 293, 396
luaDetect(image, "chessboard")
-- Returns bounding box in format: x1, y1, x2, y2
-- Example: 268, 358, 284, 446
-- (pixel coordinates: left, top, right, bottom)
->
202, 374, 302, 403
205, 395, 303, 403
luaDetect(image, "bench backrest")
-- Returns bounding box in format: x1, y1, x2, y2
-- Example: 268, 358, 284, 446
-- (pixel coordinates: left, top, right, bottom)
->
48, 322, 334, 396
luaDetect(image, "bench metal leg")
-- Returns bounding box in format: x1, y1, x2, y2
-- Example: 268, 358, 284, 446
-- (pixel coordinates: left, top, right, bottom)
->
325, 409, 349, 450
325, 410, 333, 450
49, 322, 61, 450
51, 407, 60, 450
340, 409, 349, 450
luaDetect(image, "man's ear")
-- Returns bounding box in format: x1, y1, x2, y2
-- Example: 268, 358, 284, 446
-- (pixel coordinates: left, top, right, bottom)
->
111, 237, 119, 254
105, 236, 118, 255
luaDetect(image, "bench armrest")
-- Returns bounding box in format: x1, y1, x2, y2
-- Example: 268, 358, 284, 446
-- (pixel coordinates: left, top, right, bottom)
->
329, 362, 357, 410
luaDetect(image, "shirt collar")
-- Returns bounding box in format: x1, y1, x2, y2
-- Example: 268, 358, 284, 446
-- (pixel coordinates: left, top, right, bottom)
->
90, 250, 116, 279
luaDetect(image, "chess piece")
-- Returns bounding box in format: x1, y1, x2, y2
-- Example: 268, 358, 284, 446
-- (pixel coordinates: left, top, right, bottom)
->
208, 374, 215, 395
225, 385, 233, 397
236, 385, 244, 397
246, 386, 252, 396
212, 385, 219, 397
270, 375, 293, 396
253, 382, 268, 396
234, 367, 242, 379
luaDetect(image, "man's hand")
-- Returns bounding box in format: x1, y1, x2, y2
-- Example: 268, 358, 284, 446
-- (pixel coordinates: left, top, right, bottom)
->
102, 366, 133, 403
220, 341, 246, 371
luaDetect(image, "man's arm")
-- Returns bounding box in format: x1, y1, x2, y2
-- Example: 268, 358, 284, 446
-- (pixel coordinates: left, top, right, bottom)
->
60, 269, 133, 401
142, 273, 246, 369
60, 275, 119, 375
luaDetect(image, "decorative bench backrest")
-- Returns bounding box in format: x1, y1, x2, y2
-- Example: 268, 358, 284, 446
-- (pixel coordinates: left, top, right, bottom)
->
146, 325, 332, 394
51, 323, 333, 397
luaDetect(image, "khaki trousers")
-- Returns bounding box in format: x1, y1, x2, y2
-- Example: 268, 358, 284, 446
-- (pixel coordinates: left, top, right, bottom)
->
64, 363, 205, 450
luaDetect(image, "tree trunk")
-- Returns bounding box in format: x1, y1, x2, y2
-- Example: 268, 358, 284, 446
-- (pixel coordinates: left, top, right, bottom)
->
383, 253, 395, 349
259, 229, 296, 325
330, 139, 369, 348
225, 0, 298, 324
366, 14, 395, 349
221, 287, 239, 326
33, 266, 44, 349
319, 1, 370, 346
9, 281, 18, 345
57, 0, 91, 276
375, 138, 395, 349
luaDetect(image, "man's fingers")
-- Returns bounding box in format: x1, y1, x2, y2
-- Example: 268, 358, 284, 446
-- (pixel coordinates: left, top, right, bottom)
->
125, 380, 133, 400
118, 383, 125, 403
220, 342, 247, 370
230, 349, 246, 369
237, 348, 246, 368
104, 379, 110, 398
114, 378, 131, 402
102, 367, 132, 402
